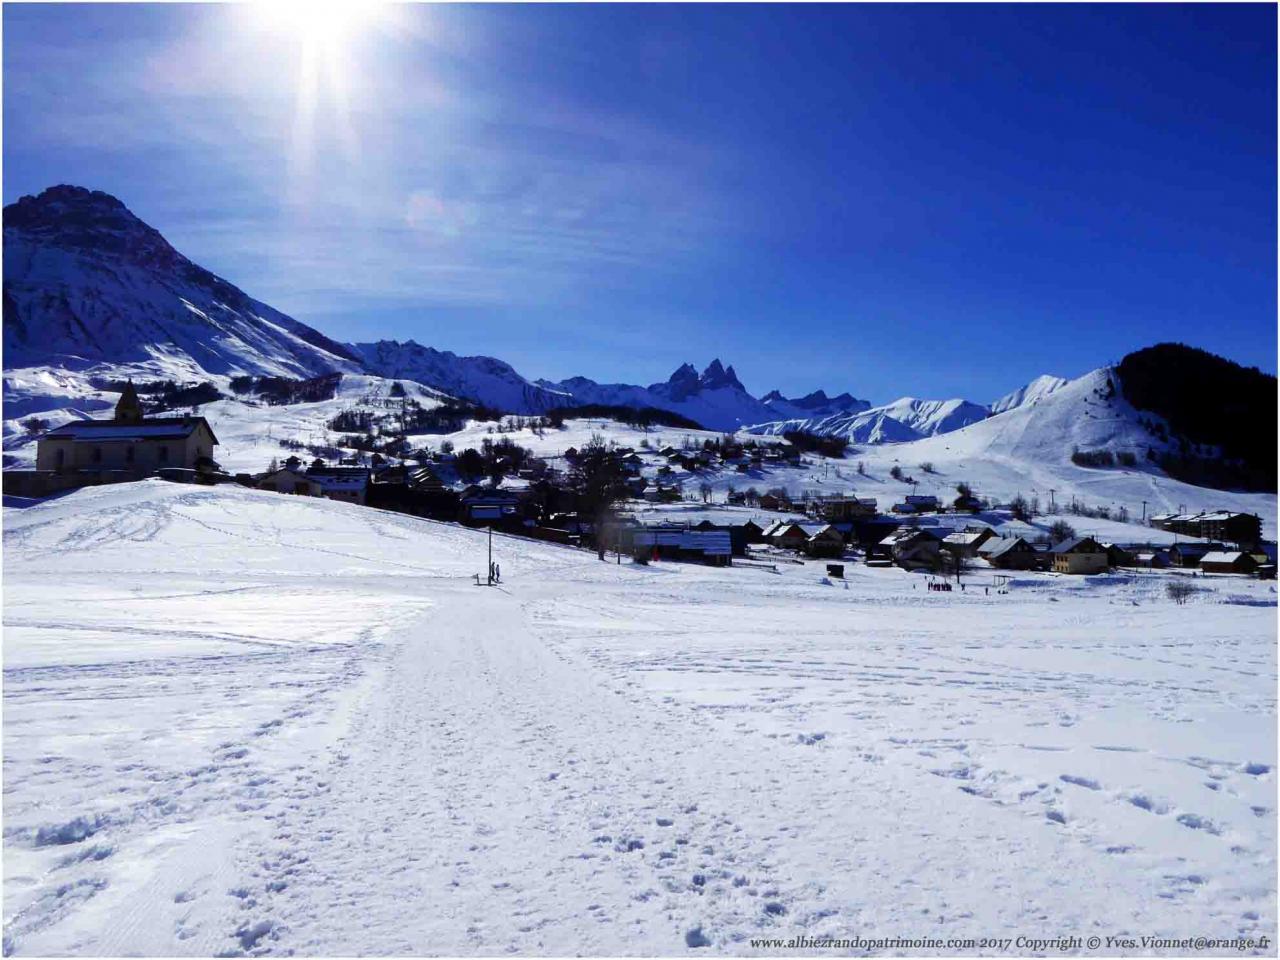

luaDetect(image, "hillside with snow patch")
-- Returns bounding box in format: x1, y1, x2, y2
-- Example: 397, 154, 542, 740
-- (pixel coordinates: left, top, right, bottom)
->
350, 339, 570, 414
747, 395, 991, 443
990, 373, 1070, 414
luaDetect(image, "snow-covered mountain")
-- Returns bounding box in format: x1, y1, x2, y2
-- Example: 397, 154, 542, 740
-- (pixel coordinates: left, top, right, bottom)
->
3, 185, 362, 379
749, 395, 990, 444
537, 359, 791, 431
759, 389, 871, 421
350, 339, 570, 414
990, 373, 1069, 415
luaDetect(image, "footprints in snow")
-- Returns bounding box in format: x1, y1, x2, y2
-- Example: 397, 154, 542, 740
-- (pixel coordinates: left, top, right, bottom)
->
922, 740, 1261, 868
585, 802, 802, 950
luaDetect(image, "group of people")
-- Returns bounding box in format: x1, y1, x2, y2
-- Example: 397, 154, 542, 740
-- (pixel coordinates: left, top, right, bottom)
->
488, 561, 502, 584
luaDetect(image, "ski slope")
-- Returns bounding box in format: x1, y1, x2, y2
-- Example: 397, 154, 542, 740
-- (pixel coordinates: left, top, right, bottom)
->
3, 481, 1275, 954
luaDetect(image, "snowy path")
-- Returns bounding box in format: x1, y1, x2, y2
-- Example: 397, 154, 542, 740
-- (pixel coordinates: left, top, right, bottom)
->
239, 583, 779, 954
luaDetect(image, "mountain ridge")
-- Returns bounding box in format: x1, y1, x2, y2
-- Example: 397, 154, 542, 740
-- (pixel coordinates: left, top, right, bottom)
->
3, 184, 1274, 493
3, 185, 362, 378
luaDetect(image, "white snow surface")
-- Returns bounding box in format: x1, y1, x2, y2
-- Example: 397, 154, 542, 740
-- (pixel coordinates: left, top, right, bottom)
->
2, 481, 1275, 955
990, 374, 1071, 415
749, 396, 991, 444
350, 339, 571, 415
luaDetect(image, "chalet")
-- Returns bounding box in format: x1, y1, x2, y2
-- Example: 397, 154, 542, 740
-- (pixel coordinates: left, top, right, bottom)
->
726, 491, 747, 505
1167, 542, 1224, 569
892, 495, 939, 515
847, 516, 900, 549
460, 489, 523, 523
1100, 542, 1134, 567
1132, 550, 1171, 569
942, 527, 996, 558
631, 525, 731, 566
769, 522, 811, 551
679, 529, 732, 565
33, 381, 219, 482
976, 536, 1006, 560
1050, 536, 1107, 575
983, 537, 1039, 570
692, 520, 749, 556
1199, 551, 1258, 575
305, 465, 370, 505
804, 524, 846, 559
758, 494, 783, 511
880, 527, 943, 570
630, 523, 684, 559
760, 519, 788, 540
817, 497, 877, 521
741, 519, 766, 543
257, 468, 320, 496
953, 494, 983, 513
407, 466, 446, 493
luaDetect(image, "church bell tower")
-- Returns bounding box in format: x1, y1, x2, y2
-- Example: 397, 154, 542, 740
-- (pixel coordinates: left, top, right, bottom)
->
115, 380, 144, 424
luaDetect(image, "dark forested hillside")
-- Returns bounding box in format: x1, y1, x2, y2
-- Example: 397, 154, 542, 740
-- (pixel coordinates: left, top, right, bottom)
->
1117, 343, 1276, 491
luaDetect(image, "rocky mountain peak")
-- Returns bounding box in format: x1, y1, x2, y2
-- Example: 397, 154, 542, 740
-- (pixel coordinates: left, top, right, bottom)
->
700, 358, 744, 391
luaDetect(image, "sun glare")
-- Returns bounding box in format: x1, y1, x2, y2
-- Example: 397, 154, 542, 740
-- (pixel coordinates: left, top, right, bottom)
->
243, 0, 397, 192
254, 0, 363, 55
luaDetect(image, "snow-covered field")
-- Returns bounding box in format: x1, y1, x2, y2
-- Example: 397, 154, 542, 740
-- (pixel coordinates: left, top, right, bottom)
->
3, 481, 1275, 955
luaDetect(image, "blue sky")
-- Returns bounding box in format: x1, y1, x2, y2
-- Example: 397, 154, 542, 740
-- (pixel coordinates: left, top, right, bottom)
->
4, 3, 1275, 403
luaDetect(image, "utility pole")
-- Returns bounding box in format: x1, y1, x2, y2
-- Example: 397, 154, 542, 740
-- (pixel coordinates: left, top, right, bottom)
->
487, 522, 493, 585
1048, 489, 1056, 512
1141, 500, 1147, 523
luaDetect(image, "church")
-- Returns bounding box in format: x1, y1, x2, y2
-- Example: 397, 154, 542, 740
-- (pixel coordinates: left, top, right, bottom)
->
35, 381, 220, 478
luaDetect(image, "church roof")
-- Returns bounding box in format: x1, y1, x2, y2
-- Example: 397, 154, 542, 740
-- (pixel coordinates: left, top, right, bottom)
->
44, 416, 218, 444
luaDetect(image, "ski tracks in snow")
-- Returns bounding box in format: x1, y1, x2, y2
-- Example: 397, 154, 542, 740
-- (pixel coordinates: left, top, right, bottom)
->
239, 585, 799, 955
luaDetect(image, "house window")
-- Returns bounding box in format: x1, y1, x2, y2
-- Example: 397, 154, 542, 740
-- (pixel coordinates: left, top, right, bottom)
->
159, 446, 169, 463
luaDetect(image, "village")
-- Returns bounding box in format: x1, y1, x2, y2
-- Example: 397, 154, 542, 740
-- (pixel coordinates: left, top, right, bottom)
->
8, 380, 1273, 590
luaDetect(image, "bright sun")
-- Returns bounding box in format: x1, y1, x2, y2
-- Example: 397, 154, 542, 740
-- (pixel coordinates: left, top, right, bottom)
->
241, 0, 396, 187
253, 0, 366, 54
